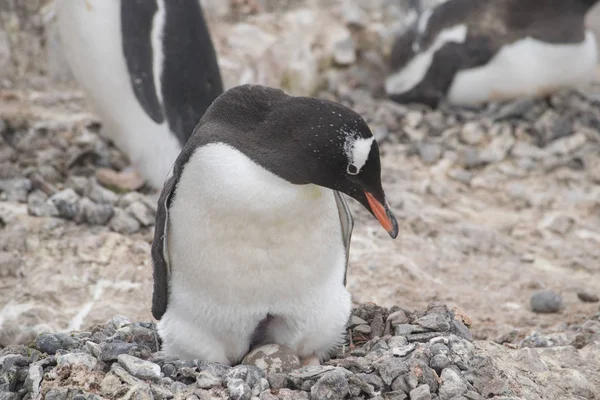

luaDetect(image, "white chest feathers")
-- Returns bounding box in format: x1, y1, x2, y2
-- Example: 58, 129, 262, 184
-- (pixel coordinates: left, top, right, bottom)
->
166, 143, 347, 306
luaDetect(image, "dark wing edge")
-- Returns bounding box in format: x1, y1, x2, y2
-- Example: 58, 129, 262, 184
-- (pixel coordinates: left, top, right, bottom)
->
150, 167, 177, 320
333, 191, 354, 286
120, 0, 165, 124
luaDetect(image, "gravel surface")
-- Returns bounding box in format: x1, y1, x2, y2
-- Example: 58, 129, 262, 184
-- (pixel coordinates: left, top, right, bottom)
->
1, 0, 600, 398
2, 304, 599, 400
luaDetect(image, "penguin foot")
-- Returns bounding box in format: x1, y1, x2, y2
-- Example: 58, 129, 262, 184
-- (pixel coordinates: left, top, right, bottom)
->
300, 354, 320, 366
96, 168, 146, 192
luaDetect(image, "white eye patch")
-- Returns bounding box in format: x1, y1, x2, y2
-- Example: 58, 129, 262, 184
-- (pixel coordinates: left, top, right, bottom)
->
343, 135, 374, 175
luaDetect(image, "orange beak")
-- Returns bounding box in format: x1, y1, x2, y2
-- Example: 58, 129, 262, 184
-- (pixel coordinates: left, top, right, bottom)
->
365, 191, 398, 238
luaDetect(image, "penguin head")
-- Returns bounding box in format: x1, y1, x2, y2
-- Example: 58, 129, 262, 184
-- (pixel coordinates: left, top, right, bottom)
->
193, 85, 398, 238
275, 98, 399, 240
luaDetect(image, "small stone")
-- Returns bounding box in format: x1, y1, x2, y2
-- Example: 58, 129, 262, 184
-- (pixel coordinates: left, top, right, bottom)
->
80, 198, 114, 225
252, 378, 270, 396
348, 315, 368, 328
45, 388, 70, 400
460, 122, 486, 145
382, 391, 407, 400
117, 354, 161, 381
394, 324, 414, 336
416, 314, 450, 332
0, 178, 32, 202
228, 378, 252, 400
267, 372, 287, 389
27, 190, 59, 217
410, 385, 431, 400
391, 343, 416, 357
242, 344, 301, 374
450, 307, 472, 328
96, 168, 145, 192
48, 188, 81, 220
56, 352, 98, 369
224, 365, 265, 388
530, 290, 564, 313
418, 142, 443, 165
88, 179, 120, 205
35, 333, 80, 354
197, 371, 222, 389
376, 357, 409, 385
430, 354, 451, 375
577, 291, 599, 303
24, 363, 43, 398
109, 208, 141, 234
126, 201, 156, 226
0, 252, 19, 277
310, 370, 349, 400
100, 341, 151, 362
354, 324, 372, 335
438, 368, 467, 400
332, 36, 356, 66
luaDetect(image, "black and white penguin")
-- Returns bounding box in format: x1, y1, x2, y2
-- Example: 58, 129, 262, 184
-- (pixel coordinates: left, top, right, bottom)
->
151, 84, 398, 365
56, 0, 223, 189
385, 0, 599, 107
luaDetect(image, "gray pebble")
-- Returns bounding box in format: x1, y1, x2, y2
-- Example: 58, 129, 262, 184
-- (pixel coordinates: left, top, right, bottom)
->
438, 368, 467, 400
348, 315, 368, 328
109, 208, 141, 234
99, 341, 150, 362
228, 378, 252, 400
310, 371, 349, 400
530, 290, 564, 313
394, 324, 414, 336
80, 197, 114, 225
48, 188, 81, 220
224, 365, 265, 388
382, 391, 407, 400
35, 333, 80, 355
253, 377, 270, 396
24, 363, 43, 398
354, 324, 372, 335
267, 372, 288, 390
375, 357, 409, 385
56, 352, 98, 369
430, 354, 451, 375
27, 190, 59, 217
45, 388, 71, 400
117, 354, 161, 381
410, 385, 432, 400
416, 314, 450, 332
0, 178, 32, 202
391, 343, 416, 357
418, 142, 443, 165
126, 201, 156, 226
88, 179, 119, 205
197, 370, 222, 389
197, 360, 231, 378
242, 344, 301, 374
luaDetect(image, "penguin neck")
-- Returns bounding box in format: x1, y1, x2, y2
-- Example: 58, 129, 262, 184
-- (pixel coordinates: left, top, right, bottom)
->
178, 142, 336, 219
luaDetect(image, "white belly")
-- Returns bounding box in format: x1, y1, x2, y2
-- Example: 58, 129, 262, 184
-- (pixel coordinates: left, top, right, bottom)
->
448, 31, 599, 105
167, 143, 347, 306
159, 143, 351, 362
56, 0, 181, 188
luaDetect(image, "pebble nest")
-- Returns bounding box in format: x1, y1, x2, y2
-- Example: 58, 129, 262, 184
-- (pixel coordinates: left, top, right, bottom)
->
2, 303, 599, 400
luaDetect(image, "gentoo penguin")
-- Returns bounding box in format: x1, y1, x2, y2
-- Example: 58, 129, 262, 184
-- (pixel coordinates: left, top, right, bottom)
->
151, 84, 398, 365
385, 0, 599, 107
56, 0, 223, 189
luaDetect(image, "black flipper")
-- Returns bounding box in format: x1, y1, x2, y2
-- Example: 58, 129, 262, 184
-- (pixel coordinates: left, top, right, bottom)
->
150, 166, 177, 320
121, 0, 164, 124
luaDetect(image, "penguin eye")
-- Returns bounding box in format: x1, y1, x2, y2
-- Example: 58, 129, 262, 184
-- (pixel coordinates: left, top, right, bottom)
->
347, 164, 359, 175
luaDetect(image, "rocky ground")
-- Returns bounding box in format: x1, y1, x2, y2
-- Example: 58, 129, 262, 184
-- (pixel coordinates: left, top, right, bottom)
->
1, 0, 600, 399
2, 303, 600, 400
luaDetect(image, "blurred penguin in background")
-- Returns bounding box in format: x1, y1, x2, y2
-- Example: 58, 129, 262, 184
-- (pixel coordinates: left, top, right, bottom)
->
56, 0, 224, 190
386, 0, 599, 107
